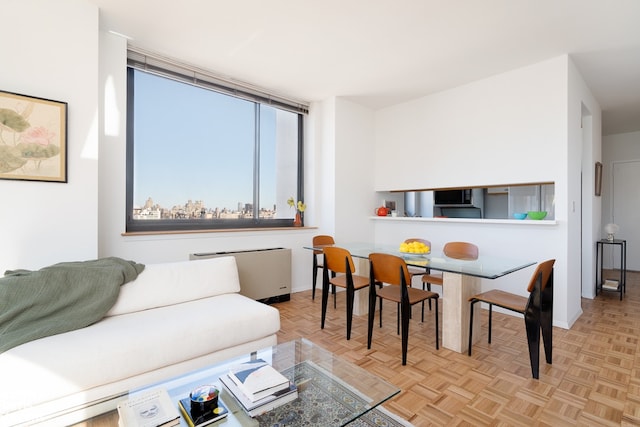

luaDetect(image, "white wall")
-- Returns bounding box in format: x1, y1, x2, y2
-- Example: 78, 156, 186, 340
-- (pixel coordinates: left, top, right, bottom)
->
334, 98, 377, 243
0, 0, 99, 272
374, 57, 567, 191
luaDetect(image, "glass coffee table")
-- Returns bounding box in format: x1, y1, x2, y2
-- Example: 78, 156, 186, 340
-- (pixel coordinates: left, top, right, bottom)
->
54, 339, 400, 427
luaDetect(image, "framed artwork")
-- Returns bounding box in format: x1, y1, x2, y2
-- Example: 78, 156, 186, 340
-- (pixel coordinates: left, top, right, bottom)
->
595, 161, 602, 196
0, 90, 67, 182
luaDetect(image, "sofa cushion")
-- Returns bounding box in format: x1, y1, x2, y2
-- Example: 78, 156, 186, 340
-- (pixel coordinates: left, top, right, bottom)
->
0, 293, 279, 415
106, 257, 241, 316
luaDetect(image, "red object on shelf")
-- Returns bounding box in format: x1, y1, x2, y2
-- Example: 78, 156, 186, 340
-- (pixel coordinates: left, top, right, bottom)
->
377, 206, 389, 216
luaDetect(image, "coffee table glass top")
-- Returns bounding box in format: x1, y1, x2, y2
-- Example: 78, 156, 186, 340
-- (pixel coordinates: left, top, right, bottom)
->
120, 338, 400, 427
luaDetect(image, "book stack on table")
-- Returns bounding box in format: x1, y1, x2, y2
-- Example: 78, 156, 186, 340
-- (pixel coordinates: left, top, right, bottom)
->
219, 358, 298, 417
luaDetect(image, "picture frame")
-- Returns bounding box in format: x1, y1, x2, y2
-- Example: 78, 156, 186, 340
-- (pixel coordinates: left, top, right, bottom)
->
595, 161, 602, 196
0, 90, 67, 182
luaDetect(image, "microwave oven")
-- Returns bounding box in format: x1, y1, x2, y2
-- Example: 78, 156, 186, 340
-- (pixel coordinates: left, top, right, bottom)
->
434, 189, 473, 205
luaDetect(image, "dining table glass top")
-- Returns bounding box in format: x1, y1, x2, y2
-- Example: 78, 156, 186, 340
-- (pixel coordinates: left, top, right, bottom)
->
306, 242, 535, 279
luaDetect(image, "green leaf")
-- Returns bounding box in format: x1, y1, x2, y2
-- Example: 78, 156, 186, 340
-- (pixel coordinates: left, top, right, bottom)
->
16, 142, 60, 159
0, 145, 27, 173
0, 108, 30, 132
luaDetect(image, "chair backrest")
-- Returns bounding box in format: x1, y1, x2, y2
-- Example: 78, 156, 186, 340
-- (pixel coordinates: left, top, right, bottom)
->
369, 253, 410, 286
313, 235, 335, 255
443, 242, 479, 260
526, 259, 556, 293
323, 246, 355, 275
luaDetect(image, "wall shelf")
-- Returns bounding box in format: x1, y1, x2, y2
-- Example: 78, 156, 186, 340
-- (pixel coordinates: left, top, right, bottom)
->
370, 216, 556, 226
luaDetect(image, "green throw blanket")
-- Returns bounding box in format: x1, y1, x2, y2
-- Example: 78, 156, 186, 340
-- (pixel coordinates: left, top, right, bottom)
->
0, 257, 145, 354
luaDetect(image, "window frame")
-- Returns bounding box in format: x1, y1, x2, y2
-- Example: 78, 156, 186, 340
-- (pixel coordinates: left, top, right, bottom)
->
124, 53, 307, 233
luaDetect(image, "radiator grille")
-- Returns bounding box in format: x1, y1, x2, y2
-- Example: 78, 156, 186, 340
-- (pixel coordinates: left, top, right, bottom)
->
190, 248, 291, 303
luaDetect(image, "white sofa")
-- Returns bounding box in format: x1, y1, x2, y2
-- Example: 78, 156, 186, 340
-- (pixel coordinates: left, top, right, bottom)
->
0, 256, 281, 426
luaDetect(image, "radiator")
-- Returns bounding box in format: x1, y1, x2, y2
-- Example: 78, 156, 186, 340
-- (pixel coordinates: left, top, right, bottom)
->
189, 248, 291, 303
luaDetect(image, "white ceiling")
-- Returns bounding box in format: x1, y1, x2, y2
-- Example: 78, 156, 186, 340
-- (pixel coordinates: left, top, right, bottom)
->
89, 0, 640, 136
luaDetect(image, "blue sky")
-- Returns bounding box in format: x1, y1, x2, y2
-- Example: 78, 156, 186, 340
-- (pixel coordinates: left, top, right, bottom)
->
133, 70, 277, 211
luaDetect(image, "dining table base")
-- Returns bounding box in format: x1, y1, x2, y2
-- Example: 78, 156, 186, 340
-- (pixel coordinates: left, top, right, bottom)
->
443, 272, 481, 353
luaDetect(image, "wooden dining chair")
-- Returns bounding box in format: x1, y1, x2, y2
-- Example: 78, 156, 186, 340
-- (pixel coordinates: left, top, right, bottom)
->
367, 253, 439, 365
311, 235, 335, 300
421, 241, 478, 313
321, 246, 370, 340
468, 259, 555, 379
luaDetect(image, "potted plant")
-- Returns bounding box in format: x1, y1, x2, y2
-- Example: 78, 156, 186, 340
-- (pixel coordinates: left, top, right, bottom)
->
287, 197, 306, 227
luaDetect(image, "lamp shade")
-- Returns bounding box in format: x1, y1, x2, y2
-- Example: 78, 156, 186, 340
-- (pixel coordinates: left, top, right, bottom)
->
605, 223, 620, 234
605, 223, 619, 241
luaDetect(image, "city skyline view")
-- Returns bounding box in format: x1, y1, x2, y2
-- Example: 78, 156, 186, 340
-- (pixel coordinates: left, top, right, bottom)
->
133, 196, 283, 220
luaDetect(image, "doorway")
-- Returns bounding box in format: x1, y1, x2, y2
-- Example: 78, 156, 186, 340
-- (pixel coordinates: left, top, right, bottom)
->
612, 160, 640, 270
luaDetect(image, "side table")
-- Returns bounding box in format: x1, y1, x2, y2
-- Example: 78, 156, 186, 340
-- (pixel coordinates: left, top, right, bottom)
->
595, 239, 627, 300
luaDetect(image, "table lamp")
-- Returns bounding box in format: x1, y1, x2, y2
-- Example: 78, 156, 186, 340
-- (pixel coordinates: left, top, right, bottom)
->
604, 223, 619, 241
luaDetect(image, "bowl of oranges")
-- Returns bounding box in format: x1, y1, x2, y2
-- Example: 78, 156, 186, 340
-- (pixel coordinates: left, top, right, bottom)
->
399, 241, 430, 256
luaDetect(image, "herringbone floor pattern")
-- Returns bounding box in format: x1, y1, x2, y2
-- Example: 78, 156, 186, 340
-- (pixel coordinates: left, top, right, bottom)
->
274, 271, 640, 426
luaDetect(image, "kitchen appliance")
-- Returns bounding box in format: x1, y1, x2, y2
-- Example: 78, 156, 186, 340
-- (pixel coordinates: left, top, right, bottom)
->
434, 189, 473, 205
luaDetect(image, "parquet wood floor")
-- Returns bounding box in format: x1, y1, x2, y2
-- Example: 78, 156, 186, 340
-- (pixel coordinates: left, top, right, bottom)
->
273, 271, 640, 426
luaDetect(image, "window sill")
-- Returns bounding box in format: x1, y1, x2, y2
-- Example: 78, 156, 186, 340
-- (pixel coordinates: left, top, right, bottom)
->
121, 226, 316, 237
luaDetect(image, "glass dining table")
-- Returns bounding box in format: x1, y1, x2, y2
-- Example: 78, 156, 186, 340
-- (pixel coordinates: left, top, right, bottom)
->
306, 242, 535, 353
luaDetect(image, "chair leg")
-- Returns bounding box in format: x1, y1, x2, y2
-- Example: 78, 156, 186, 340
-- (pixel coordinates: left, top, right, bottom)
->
541, 309, 552, 365
312, 257, 318, 300
379, 298, 383, 328
468, 300, 476, 356
367, 283, 377, 349
524, 311, 541, 379
425, 282, 432, 311
541, 283, 553, 365
401, 298, 410, 366
321, 272, 329, 330
346, 286, 354, 340
487, 304, 493, 344
434, 297, 439, 350
333, 284, 337, 309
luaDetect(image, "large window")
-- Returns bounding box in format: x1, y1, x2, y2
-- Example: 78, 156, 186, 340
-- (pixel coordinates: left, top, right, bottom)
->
125, 52, 307, 232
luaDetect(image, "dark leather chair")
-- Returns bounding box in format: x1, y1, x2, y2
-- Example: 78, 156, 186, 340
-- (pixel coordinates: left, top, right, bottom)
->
311, 235, 335, 300
321, 246, 370, 340
468, 259, 555, 379
368, 253, 439, 365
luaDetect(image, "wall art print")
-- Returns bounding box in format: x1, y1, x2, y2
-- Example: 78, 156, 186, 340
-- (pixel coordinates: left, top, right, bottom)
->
0, 90, 67, 182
